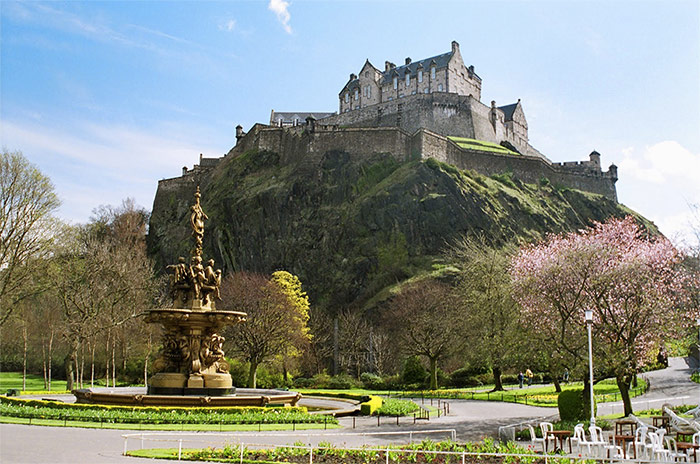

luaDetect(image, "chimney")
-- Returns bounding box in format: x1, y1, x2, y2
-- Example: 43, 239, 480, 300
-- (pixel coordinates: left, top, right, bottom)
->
468, 65, 474, 74
405, 57, 411, 65
182, 166, 187, 176
491, 100, 496, 109
385, 61, 391, 71
236, 124, 244, 143
349, 73, 357, 80
589, 150, 601, 168
451, 40, 460, 53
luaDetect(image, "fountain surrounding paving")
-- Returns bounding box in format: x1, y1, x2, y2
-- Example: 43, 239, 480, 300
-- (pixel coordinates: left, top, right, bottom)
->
74, 187, 301, 407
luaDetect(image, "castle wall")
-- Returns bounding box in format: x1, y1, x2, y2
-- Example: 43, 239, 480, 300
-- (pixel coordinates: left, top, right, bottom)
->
321, 92, 536, 157
415, 131, 618, 200
215, 125, 616, 202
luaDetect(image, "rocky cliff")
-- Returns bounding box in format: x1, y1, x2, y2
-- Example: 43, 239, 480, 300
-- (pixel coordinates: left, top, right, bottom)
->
148, 147, 649, 313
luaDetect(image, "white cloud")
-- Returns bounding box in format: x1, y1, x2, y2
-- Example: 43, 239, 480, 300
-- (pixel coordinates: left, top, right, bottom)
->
1, 119, 222, 223
268, 0, 293, 34
618, 141, 700, 186
219, 19, 237, 32
615, 141, 700, 248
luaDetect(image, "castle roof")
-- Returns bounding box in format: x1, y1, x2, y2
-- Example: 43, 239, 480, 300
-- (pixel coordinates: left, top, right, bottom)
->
380, 51, 455, 85
270, 111, 335, 125
497, 102, 519, 121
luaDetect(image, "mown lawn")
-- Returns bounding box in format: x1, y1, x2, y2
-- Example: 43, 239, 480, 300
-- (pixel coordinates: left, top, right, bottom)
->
0, 372, 67, 392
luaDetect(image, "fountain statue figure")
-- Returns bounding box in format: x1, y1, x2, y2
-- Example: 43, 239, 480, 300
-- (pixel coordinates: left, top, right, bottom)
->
145, 186, 246, 395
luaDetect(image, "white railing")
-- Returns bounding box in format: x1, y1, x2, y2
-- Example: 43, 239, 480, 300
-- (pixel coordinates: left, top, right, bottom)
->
122, 429, 457, 459
122, 433, 689, 464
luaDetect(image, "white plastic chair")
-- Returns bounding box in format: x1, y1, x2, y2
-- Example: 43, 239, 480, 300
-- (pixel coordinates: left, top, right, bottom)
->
665, 436, 689, 462
540, 422, 555, 451
590, 425, 622, 458
572, 423, 598, 457
647, 431, 670, 462
528, 424, 546, 452
630, 425, 649, 459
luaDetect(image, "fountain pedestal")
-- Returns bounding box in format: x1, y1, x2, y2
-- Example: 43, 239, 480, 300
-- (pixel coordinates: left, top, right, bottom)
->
146, 308, 246, 396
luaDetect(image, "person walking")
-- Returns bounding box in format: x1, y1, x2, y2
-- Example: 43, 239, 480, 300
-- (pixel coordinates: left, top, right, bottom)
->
517, 371, 524, 389
525, 368, 533, 387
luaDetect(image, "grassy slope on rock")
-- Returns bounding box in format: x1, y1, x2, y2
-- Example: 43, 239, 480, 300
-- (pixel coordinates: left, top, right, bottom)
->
148, 148, 652, 314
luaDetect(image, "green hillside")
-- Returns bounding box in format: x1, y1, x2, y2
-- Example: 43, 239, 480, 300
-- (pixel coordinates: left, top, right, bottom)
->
148, 148, 649, 313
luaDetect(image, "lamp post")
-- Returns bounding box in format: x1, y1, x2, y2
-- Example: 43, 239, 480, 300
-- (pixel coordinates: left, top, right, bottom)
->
585, 309, 595, 427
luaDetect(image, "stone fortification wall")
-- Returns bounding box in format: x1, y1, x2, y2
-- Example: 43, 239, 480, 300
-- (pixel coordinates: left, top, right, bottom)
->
416, 130, 617, 200
320, 92, 537, 158
178, 124, 616, 202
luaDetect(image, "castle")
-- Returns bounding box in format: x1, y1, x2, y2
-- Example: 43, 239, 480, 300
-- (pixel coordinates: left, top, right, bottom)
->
171, 41, 618, 201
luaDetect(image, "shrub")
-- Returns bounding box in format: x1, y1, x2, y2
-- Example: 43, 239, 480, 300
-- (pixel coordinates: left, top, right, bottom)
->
558, 390, 586, 421
360, 395, 383, 415
401, 356, 427, 386
327, 374, 360, 390
360, 372, 383, 390
310, 373, 332, 388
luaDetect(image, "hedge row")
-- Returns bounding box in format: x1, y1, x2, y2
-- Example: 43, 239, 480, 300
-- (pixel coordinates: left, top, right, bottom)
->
0, 397, 336, 425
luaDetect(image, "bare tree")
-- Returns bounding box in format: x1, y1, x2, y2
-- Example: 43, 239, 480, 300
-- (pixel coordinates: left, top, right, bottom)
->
0, 150, 60, 326
384, 279, 461, 389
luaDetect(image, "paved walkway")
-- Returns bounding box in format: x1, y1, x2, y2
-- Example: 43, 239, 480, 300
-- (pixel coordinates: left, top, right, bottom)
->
1, 357, 697, 463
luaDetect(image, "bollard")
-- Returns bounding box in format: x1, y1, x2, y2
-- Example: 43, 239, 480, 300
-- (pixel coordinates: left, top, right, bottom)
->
178, 439, 182, 461
396, 414, 399, 426
309, 446, 313, 464
377, 414, 380, 427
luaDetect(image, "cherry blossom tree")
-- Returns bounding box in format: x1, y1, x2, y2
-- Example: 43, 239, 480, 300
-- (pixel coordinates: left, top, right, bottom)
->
510, 216, 696, 416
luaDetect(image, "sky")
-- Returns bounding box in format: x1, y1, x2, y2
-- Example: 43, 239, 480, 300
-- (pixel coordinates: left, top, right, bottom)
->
1, 0, 699, 249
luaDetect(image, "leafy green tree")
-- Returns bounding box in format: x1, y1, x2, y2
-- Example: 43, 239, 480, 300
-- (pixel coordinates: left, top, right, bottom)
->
220, 271, 311, 388
450, 238, 521, 391
0, 150, 60, 326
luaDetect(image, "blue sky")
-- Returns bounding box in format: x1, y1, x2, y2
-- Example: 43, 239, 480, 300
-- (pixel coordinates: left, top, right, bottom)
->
1, 0, 699, 248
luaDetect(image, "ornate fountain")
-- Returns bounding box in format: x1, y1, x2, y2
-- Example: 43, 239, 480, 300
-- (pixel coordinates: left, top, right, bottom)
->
73, 187, 301, 406
146, 186, 246, 396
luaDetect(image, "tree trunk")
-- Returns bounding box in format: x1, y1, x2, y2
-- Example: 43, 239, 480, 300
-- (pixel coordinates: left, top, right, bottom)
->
48, 330, 53, 391
582, 376, 594, 422
65, 339, 79, 392
429, 356, 438, 390
111, 337, 116, 387
42, 338, 48, 390
144, 332, 152, 387
248, 361, 258, 388
105, 331, 110, 387
617, 373, 633, 417
552, 372, 562, 393
492, 365, 504, 391
22, 324, 28, 391
90, 341, 96, 388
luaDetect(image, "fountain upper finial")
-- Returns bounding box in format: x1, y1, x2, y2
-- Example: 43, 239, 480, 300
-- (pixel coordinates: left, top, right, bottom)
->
190, 186, 207, 258
165, 186, 221, 310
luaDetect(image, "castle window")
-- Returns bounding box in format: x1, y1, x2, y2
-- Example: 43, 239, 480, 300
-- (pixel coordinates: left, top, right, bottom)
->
393, 76, 398, 89
424, 88, 429, 94
345, 93, 349, 103
405, 73, 410, 86
354, 89, 358, 100
437, 84, 443, 91
431, 66, 436, 79
418, 70, 423, 83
